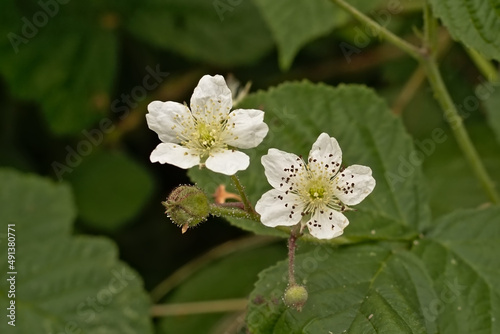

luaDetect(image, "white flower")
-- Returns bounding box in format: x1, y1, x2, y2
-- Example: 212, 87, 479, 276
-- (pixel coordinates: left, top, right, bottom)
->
255, 133, 376, 239
146, 74, 269, 175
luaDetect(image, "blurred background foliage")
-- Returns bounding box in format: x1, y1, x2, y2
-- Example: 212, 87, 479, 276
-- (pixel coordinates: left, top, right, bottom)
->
0, 0, 499, 333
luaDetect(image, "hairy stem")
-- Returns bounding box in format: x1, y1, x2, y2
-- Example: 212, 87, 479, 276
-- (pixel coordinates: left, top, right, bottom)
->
230, 174, 260, 220
287, 225, 301, 286
209, 203, 252, 219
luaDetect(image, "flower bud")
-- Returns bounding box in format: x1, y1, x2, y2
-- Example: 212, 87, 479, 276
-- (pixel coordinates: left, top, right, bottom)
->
283, 284, 308, 311
162, 185, 210, 233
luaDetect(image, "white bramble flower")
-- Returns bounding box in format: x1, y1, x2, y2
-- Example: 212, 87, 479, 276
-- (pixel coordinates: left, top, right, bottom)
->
255, 133, 376, 239
146, 75, 269, 175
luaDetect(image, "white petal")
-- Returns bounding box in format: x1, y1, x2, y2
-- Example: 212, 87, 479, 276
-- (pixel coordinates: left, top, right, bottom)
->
261, 149, 304, 191
205, 150, 249, 175
255, 189, 305, 227
333, 165, 376, 205
150, 143, 200, 169
225, 109, 269, 149
308, 133, 342, 172
146, 101, 193, 143
190, 75, 232, 120
306, 208, 349, 239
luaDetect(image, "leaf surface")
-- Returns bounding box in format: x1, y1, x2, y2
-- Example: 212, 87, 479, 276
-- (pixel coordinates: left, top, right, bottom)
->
0, 169, 153, 333
247, 244, 437, 333
429, 0, 500, 61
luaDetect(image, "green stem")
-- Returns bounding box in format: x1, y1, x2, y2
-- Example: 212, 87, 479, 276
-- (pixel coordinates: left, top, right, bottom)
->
151, 298, 247, 317
328, 0, 422, 60
287, 225, 301, 286
150, 235, 277, 302
230, 174, 260, 220
329, 0, 500, 204
421, 58, 500, 203
423, 2, 438, 55
209, 203, 254, 220
420, 1, 499, 204
465, 47, 499, 82
288, 235, 297, 286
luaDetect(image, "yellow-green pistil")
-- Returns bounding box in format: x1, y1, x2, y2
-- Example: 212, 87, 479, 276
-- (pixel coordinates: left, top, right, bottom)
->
297, 170, 343, 215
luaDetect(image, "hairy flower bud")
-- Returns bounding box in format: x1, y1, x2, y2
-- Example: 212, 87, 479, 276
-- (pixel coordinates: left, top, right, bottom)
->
162, 185, 210, 233
283, 284, 308, 311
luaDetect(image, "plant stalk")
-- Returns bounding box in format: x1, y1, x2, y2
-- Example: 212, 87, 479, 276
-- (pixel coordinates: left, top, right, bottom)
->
465, 47, 499, 82
421, 58, 500, 203
328, 0, 422, 60
329, 0, 500, 203
151, 299, 247, 317
287, 225, 301, 286
209, 203, 253, 219
230, 174, 260, 220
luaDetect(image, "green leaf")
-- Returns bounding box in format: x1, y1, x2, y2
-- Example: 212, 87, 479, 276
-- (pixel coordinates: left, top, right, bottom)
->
126, 0, 274, 66
66, 150, 154, 232
252, 0, 384, 69
0, 0, 271, 134
0, 169, 75, 238
0, 168, 153, 333
247, 243, 438, 333
189, 82, 431, 240
484, 85, 500, 145
0, 1, 118, 135
422, 122, 500, 218
156, 242, 286, 334
413, 206, 500, 333
429, 0, 500, 61
493, 0, 500, 16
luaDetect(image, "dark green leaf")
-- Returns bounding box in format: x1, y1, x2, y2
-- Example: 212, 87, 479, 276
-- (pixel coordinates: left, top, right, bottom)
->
429, 0, 500, 61
252, 0, 385, 69
0, 168, 75, 238
247, 244, 437, 333
413, 206, 500, 333
126, 0, 274, 66
423, 122, 500, 217
0, 1, 118, 135
0, 168, 153, 333
67, 150, 154, 232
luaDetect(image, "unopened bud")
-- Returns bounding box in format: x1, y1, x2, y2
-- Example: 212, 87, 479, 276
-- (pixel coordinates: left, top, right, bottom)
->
162, 185, 210, 233
283, 284, 308, 311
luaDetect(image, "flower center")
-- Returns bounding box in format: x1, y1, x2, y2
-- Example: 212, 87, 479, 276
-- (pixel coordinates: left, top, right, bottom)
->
297, 169, 343, 214
182, 117, 228, 159
309, 186, 325, 200
297, 174, 331, 214
197, 123, 218, 148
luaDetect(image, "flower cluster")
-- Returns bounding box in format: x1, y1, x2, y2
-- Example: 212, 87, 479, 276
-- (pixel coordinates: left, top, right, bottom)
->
147, 75, 375, 240
255, 133, 376, 239
146, 74, 268, 176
